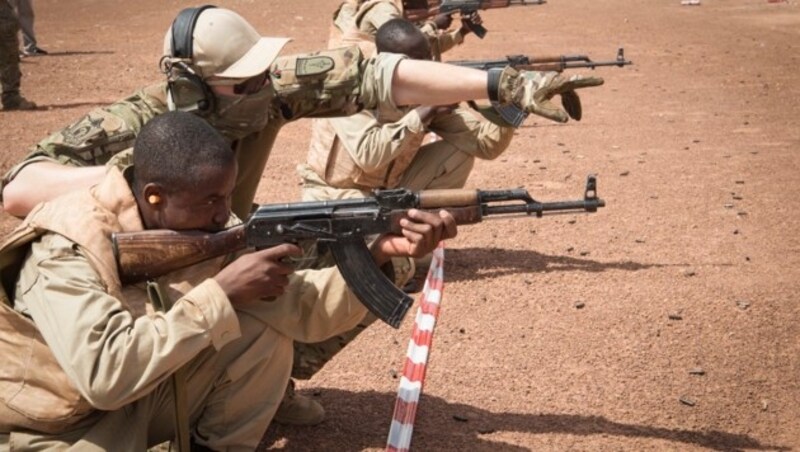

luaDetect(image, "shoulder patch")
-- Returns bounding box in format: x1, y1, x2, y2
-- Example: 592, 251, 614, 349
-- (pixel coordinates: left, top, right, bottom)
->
61, 111, 127, 146
296, 56, 335, 77
61, 114, 106, 146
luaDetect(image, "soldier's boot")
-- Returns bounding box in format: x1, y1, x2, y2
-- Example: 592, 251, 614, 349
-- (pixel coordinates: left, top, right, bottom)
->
2, 94, 36, 111
273, 379, 325, 426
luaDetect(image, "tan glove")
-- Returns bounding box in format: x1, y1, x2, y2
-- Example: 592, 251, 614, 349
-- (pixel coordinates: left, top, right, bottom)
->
493, 67, 604, 123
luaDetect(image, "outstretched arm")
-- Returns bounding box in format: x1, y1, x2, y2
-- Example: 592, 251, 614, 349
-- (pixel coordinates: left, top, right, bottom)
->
392, 58, 604, 122
2, 163, 107, 217
392, 59, 487, 107
2, 87, 161, 219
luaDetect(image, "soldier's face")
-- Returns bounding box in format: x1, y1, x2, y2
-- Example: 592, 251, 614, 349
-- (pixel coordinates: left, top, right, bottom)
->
148, 163, 237, 232
207, 71, 271, 96
205, 72, 274, 139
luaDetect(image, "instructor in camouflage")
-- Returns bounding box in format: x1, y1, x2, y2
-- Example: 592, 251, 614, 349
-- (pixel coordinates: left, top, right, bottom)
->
1, 6, 602, 219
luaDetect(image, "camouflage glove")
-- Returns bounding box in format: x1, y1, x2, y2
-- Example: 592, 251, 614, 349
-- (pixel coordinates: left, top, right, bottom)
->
489, 67, 604, 123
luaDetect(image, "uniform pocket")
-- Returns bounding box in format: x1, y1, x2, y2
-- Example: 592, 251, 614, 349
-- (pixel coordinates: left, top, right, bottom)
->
0, 301, 93, 434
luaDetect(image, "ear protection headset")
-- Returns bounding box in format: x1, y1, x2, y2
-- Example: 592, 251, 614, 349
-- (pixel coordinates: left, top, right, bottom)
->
165, 5, 217, 114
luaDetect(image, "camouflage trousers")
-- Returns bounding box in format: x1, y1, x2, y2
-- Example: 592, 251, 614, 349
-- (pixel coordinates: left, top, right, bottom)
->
0, 0, 22, 106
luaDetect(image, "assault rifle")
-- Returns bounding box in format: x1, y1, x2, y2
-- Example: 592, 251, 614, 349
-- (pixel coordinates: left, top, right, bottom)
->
113, 176, 605, 328
453, 48, 631, 128
402, 0, 546, 38
448, 47, 633, 72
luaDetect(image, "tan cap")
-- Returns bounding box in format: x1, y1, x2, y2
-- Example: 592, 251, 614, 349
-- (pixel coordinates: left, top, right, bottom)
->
164, 8, 290, 79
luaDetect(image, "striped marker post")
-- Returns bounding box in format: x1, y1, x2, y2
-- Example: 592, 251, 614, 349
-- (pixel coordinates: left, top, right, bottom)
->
386, 243, 445, 452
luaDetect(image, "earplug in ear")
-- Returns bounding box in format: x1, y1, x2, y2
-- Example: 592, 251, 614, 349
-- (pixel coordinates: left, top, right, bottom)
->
148, 194, 161, 205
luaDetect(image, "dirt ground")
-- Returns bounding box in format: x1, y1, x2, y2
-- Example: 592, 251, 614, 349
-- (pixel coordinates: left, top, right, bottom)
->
1, 0, 799, 450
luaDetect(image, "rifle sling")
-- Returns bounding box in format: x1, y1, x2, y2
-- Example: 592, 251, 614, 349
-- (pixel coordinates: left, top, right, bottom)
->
147, 281, 191, 452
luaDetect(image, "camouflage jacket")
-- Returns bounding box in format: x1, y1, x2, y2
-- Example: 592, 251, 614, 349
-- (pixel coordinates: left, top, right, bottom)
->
1, 49, 406, 219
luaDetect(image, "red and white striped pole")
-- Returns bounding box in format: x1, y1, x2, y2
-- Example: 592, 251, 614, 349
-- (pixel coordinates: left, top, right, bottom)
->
386, 243, 445, 452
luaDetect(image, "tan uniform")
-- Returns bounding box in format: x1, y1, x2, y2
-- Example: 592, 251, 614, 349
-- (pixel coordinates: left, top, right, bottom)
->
310, 0, 497, 200
303, 107, 514, 199
0, 45, 415, 425
331, 0, 464, 59
308, 0, 489, 199
0, 167, 401, 450
0, 48, 407, 220
293, 106, 514, 378
290, 1, 512, 378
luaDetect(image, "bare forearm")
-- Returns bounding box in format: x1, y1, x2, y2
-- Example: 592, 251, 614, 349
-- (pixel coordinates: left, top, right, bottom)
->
392, 60, 487, 107
2, 163, 107, 218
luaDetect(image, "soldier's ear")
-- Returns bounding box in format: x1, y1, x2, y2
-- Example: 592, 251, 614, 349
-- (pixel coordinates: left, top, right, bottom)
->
142, 184, 166, 209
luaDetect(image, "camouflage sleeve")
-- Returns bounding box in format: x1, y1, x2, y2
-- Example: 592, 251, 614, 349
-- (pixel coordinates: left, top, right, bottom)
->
0, 85, 167, 192
356, 52, 408, 116
269, 47, 406, 121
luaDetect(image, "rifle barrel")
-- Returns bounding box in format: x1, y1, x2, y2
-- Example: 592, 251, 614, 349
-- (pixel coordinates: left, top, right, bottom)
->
447, 50, 632, 72
483, 198, 605, 217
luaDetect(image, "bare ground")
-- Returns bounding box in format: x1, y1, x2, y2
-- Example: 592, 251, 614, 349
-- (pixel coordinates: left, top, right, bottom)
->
1, 0, 799, 450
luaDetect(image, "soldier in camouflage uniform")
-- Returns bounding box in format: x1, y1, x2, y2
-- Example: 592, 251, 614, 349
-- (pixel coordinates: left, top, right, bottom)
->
0, 4, 604, 427
0, 0, 35, 110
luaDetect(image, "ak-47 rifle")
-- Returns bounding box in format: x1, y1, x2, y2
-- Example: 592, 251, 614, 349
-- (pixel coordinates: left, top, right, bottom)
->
113, 176, 605, 329
402, 0, 546, 38
448, 47, 633, 72
451, 48, 631, 128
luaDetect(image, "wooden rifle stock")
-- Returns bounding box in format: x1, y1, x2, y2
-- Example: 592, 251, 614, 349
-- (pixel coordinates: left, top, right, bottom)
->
114, 225, 247, 285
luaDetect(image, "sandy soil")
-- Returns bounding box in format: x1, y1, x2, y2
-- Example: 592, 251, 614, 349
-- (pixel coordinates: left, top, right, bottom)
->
1, 0, 799, 450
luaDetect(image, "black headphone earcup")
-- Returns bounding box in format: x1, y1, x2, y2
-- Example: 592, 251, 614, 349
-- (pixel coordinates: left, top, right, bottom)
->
167, 5, 217, 114
168, 70, 214, 114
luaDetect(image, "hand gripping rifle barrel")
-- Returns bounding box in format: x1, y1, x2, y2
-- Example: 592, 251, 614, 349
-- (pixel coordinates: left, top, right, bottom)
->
113, 176, 605, 328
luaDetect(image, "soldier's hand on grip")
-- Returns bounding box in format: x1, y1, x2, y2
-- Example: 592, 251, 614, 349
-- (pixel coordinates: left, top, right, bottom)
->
214, 243, 302, 305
